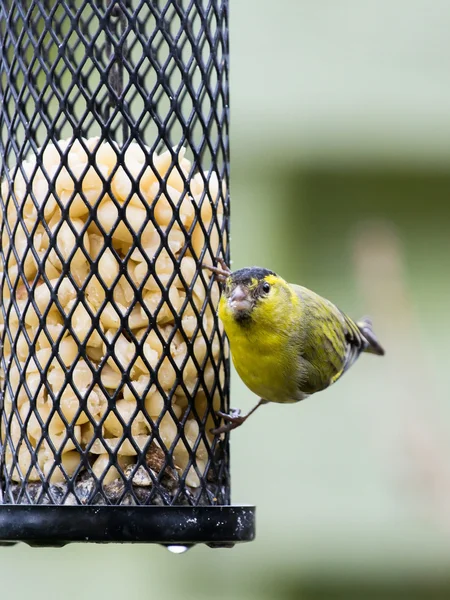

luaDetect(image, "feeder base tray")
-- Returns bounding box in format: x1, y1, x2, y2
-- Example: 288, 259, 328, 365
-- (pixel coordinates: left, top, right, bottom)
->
0, 505, 255, 547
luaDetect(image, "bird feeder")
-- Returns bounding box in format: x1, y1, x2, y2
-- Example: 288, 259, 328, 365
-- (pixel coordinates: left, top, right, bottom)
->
0, 0, 255, 548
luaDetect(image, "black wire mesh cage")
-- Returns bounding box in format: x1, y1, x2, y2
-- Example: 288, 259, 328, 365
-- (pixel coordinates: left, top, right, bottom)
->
0, 0, 255, 547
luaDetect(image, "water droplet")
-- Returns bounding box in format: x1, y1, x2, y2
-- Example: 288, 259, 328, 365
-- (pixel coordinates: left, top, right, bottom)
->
166, 544, 191, 554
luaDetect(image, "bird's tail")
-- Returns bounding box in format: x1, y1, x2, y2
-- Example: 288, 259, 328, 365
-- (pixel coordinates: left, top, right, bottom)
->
357, 317, 385, 356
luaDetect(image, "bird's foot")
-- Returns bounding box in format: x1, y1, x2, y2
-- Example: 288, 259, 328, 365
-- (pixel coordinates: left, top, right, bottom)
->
202, 257, 231, 283
211, 409, 246, 434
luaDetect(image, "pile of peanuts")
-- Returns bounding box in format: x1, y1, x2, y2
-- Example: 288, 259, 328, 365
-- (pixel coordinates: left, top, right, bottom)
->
0, 137, 226, 493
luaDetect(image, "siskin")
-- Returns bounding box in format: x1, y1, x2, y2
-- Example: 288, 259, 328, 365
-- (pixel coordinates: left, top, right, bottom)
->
206, 259, 384, 434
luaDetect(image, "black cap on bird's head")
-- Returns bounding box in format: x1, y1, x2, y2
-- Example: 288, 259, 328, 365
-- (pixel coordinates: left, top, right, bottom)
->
229, 267, 276, 285
223, 266, 278, 321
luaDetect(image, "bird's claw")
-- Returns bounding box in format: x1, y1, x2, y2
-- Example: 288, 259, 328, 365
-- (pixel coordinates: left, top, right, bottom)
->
202, 257, 231, 283
210, 409, 245, 435
217, 408, 241, 421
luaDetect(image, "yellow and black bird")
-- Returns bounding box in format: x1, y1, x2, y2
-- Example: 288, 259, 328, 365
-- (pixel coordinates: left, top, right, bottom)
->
206, 259, 384, 434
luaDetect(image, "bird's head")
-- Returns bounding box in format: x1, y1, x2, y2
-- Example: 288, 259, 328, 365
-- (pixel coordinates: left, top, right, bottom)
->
218, 266, 295, 326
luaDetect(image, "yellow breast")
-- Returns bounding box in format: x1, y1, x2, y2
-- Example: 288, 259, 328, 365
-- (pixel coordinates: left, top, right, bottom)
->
219, 295, 301, 403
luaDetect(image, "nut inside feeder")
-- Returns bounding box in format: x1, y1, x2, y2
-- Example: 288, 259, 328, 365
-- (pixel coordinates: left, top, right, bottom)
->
0, 138, 226, 505
0, 0, 255, 545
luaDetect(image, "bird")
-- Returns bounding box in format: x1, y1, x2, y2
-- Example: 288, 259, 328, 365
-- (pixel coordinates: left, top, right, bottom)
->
204, 258, 384, 434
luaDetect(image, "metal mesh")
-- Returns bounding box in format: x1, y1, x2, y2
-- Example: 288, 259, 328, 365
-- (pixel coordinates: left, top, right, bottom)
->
0, 0, 230, 507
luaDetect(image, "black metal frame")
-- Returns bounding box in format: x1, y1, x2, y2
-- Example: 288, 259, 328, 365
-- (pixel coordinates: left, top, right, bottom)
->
0, 0, 255, 546
0, 505, 255, 547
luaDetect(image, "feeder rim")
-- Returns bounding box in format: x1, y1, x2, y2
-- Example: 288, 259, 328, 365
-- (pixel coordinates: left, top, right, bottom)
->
0, 504, 256, 547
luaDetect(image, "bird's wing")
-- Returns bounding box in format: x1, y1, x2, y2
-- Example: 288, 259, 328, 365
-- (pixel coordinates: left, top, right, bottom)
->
331, 312, 366, 382
292, 285, 365, 394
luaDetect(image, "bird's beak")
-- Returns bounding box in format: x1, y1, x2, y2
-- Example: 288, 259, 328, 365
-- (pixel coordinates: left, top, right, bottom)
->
228, 285, 252, 314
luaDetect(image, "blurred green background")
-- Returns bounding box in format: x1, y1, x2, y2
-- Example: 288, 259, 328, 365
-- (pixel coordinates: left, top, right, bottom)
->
3, 1, 450, 599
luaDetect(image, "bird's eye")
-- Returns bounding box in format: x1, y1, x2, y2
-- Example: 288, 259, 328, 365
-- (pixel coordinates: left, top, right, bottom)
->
262, 282, 271, 294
